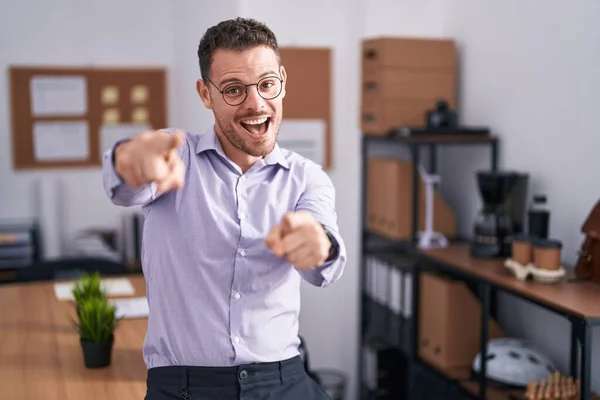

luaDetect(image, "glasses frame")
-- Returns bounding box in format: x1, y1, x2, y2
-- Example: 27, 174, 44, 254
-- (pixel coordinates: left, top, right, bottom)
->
205, 75, 284, 106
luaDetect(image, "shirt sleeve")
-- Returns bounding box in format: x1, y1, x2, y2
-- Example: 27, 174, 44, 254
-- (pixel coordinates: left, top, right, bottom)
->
294, 162, 347, 288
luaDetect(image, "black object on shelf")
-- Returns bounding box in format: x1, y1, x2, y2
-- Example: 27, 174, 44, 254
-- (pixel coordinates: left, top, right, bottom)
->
528, 194, 550, 239
391, 126, 490, 137
425, 99, 458, 129
469, 171, 529, 259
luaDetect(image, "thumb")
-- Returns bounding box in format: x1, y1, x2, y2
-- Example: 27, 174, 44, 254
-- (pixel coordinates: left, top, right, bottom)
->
265, 224, 285, 257
282, 211, 311, 234
154, 130, 185, 153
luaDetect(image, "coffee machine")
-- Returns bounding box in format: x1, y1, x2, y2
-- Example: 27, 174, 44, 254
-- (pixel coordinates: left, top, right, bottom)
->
470, 171, 529, 258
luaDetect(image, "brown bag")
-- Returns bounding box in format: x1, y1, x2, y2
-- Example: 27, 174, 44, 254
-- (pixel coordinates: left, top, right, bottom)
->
576, 200, 600, 282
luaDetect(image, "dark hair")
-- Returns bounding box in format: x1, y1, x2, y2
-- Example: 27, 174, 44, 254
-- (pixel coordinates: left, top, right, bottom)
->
197, 17, 280, 80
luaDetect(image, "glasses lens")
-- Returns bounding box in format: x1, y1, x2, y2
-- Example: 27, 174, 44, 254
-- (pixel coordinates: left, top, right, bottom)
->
222, 83, 247, 106
220, 77, 283, 106
257, 77, 282, 100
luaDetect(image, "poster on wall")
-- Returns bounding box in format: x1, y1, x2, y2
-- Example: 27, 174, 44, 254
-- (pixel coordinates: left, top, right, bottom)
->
30, 75, 87, 116
33, 120, 89, 161
277, 119, 325, 166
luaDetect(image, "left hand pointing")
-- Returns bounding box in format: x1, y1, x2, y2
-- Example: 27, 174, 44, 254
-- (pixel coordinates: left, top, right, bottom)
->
265, 211, 331, 270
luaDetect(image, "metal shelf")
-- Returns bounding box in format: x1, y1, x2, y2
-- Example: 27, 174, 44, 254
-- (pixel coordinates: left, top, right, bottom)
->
359, 131, 500, 400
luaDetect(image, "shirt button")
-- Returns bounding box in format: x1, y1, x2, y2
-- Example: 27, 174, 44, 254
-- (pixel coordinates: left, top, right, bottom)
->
239, 212, 246, 220
234, 292, 241, 300
241, 175, 247, 181
240, 249, 246, 256
234, 336, 241, 344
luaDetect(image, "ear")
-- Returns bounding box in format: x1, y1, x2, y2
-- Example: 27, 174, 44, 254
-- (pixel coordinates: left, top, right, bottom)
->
196, 79, 213, 109
279, 65, 287, 99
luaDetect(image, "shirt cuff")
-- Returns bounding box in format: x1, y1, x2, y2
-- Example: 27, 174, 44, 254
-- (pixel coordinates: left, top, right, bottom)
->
103, 139, 130, 198
298, 225, 345, 287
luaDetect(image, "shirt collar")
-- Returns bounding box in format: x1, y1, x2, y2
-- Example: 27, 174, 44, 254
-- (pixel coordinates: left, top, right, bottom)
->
196, 126, 289, 169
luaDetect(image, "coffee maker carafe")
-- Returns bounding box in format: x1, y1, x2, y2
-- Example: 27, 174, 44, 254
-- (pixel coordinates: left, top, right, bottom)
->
470, 171, 527, 258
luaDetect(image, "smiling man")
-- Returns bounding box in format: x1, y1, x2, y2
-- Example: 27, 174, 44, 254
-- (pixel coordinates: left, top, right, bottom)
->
102, 17, 346, 400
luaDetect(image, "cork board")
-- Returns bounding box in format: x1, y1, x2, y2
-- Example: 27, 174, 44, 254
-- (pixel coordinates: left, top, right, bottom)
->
279, 47, 332, 169
9, 66, 166, 170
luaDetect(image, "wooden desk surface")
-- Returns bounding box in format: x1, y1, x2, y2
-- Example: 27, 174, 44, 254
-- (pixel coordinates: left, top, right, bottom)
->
0, 275, 148, 400
420, 244, 600, 319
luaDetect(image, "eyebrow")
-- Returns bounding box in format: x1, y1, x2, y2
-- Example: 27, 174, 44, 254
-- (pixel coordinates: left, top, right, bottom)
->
219, 71, 279, 87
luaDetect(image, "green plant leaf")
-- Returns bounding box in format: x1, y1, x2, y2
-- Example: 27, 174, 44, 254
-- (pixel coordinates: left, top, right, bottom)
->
71, 272, 107, 304
71, 297, 119, 342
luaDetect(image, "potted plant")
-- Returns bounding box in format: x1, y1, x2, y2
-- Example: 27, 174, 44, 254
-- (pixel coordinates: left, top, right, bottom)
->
71, 297, 119, 368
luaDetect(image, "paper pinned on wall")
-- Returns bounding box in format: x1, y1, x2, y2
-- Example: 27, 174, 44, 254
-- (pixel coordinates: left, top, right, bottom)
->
277, 119, 325, 166
33, 121, 89, 161
101, 86, 119, 105
131, 85, 149, 104
131, 107, 149, 124
30, 75, 87, 116
103, 108, 120, 124
99, 123, 150, 159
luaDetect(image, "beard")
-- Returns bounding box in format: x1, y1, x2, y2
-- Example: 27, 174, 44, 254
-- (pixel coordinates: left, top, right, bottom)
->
214, 109, 280, 158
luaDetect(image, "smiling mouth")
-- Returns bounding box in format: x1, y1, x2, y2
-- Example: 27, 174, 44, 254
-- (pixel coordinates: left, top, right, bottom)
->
240, 117, 271, 136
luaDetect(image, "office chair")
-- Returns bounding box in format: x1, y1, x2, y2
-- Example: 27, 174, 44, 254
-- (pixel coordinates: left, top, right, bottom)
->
298, 336, 321, 384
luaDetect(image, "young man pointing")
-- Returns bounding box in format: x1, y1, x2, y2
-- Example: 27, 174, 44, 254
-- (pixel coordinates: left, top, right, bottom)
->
103, 17, 346, 400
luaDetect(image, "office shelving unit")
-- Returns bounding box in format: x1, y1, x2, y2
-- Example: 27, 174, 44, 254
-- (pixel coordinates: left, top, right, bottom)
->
0, 218, 42, 283
359, 130, 599, 400
359, 130, 499, 400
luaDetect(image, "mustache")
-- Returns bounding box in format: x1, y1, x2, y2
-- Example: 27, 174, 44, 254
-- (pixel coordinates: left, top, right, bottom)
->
236, 112, 271, 122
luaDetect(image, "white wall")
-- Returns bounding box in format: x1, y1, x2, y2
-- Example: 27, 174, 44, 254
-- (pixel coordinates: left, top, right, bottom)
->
440, 0, 600, 393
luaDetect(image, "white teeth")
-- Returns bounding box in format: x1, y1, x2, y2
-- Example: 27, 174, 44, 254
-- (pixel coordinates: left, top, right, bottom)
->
241, 117, 268, 125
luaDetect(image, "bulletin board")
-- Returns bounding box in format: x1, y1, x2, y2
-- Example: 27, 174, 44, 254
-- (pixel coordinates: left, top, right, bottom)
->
279, 47, 332, 169
9, 66, 167, 170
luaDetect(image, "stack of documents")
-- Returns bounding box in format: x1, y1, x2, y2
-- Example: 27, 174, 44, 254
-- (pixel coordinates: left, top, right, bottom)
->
54, 277, 149, 319
109, 297, 149, 319
54, 277, 135, 301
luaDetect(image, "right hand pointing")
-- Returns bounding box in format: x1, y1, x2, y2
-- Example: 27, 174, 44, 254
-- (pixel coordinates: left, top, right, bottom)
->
114, 129, 186, 194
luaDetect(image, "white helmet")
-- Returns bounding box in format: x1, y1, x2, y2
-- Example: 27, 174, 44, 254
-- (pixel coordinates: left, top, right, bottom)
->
472, 338, 556, 387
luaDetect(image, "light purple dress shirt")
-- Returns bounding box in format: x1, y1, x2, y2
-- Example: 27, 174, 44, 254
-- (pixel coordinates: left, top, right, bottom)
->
102, 126, 347, 369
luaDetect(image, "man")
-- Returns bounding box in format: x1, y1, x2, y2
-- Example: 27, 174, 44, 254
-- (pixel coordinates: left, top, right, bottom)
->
102, 17, 346, 400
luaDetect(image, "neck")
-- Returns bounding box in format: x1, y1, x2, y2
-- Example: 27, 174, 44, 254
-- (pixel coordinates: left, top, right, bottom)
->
215, 128, 261, 173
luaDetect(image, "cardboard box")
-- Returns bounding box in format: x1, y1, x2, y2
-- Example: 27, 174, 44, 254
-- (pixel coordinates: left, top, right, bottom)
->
362, 68, 456, 103
361, 37, 457, 135
362, 98, 445, 135
418, 272, 505, 370
362, 37, 457, 70
367, 158, 456, 241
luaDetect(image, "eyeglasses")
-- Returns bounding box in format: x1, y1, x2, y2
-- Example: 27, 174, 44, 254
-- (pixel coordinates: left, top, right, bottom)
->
205, 76, 283, 106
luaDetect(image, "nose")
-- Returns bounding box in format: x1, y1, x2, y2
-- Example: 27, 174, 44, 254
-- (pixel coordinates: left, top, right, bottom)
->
243, 85, 266, 110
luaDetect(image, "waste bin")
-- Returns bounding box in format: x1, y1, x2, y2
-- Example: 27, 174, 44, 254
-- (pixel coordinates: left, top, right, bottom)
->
313, 369, 347, 400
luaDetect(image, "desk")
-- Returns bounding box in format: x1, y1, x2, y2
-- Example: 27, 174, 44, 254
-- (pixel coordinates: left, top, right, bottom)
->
421, 244, 600, 319
0, 275, 148, 400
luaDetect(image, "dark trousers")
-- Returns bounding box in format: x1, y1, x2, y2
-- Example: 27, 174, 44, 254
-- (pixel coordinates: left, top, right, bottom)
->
144, 355, 330, 400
